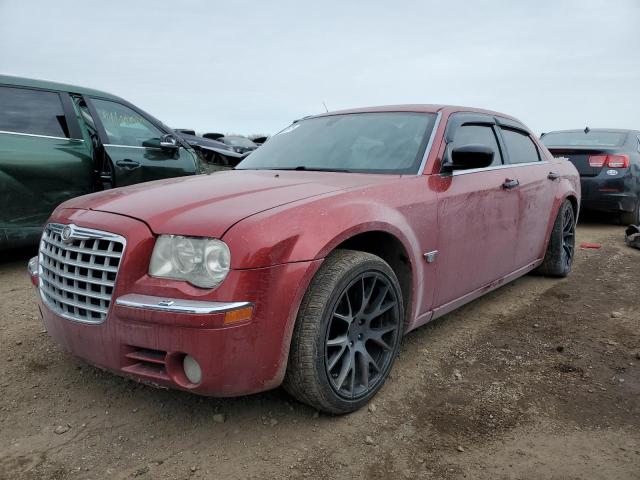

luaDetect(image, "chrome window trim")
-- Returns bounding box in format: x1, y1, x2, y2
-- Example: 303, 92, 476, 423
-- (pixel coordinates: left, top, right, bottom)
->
450, 160, 549, 176
0, 130, 83, 142
416, 112, 442, 175
103, 143, 164, 150
115, 294, 251, 314
38, 223, 127, 325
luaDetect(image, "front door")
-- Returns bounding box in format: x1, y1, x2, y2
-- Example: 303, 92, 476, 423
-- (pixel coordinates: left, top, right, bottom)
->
433, 122, 520, 308
0, 85, 93, 247
87, 97, 198, 187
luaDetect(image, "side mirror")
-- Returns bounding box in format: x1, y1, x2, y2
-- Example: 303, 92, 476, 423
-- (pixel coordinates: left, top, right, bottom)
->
441, 144, 494, 174
160, 134, 179, 150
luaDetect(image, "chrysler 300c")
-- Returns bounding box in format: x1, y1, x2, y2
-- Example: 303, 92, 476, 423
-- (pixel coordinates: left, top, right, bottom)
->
28, 105, 580, 413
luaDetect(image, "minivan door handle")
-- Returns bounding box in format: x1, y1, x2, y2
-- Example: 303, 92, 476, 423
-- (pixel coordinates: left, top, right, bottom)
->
116, 159, 141, 170
502, 178, 519, 190
547, 172, 560, 180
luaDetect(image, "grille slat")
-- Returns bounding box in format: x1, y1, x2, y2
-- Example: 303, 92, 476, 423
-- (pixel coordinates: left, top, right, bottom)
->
38, 223, 125, 324
41, 246, 119, 273
42, 236, 122, 258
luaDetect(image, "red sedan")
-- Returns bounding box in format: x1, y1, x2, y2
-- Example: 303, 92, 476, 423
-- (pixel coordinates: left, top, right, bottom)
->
28, 105, 580, 413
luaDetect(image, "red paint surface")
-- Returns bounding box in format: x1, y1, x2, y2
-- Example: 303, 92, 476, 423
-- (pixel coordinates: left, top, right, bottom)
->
34, 105, 580, 396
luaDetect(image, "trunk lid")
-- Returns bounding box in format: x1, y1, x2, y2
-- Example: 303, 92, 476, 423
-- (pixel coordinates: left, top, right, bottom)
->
546, 147, 618, 177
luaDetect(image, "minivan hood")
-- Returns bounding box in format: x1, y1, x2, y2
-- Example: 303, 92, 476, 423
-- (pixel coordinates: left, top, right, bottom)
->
60, 170, 395, 238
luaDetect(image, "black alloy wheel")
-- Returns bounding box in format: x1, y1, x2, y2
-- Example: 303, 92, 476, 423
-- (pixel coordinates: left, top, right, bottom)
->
324, 272, 400, 399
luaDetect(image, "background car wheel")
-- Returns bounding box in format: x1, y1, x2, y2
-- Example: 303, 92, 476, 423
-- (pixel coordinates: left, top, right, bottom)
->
620, 198, 640, 226
536, 199, 575, 277
283, 249, 404, 414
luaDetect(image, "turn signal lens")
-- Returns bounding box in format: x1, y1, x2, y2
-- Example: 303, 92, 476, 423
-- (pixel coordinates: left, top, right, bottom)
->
224, 306, 254, 325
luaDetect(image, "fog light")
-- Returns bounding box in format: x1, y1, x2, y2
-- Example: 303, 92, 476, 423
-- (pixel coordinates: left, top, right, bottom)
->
183, 355, 202, 385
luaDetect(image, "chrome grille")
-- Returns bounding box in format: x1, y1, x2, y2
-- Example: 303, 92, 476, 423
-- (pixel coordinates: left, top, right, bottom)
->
38, 223, 126, 323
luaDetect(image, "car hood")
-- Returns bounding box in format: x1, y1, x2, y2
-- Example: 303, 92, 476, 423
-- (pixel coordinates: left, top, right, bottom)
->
60, 170, 397, 238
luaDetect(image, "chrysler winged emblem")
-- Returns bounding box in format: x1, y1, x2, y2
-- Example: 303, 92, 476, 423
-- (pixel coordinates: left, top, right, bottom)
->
61, 225, 73, 243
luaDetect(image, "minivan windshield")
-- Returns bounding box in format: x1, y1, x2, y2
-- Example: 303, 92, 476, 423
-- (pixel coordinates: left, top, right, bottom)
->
541, 131, 627, 148
236, 112, 436, 174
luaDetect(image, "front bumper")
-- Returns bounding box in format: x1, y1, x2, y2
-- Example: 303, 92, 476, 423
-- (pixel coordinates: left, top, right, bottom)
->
28, 209, 322, 397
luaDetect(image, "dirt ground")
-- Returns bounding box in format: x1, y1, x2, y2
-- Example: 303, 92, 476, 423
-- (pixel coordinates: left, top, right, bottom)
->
1, 221, 639, 480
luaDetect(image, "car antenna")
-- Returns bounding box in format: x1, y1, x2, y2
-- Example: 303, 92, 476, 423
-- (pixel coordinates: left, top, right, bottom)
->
322, 101, 329, 113
584, 126, 590, 134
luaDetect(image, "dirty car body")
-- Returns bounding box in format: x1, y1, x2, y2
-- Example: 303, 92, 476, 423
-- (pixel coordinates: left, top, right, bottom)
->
28, 105, 580, 413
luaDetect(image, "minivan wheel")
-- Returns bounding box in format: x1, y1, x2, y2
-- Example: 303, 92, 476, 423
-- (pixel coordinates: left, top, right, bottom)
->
536, 200, 575, 277
284, 250, 403, 414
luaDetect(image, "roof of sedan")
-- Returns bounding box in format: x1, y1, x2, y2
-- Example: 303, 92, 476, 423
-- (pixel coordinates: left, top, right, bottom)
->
0, 74, 122, 101
311, 104, 522, 121
545, 128, 638, 134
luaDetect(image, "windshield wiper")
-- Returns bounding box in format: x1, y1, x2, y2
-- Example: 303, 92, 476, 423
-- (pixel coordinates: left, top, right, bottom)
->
271, 166, 353, 173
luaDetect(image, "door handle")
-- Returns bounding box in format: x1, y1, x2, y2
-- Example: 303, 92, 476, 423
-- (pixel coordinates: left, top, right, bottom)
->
502, 178, 519, 190
116, 159, 141, 170
547, 172, 560, 180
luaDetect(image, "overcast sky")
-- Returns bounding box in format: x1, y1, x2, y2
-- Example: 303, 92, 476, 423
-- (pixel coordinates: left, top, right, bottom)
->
1, 0, 638, 135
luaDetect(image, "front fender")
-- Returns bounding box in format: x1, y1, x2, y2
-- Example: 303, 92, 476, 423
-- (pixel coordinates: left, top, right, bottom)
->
222, 178, 438, 322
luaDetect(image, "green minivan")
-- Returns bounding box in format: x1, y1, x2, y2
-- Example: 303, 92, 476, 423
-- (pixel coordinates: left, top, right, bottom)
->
0, 75, 202, 249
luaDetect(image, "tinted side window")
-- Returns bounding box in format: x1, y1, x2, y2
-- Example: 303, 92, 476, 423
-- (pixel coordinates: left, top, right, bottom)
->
91, 98, 163, 147
0, 86, 70, 138
501, 128, 540, 164
452, 125, 503, 166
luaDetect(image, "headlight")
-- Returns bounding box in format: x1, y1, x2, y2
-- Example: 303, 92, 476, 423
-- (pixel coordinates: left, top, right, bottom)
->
149, 235, 230, 288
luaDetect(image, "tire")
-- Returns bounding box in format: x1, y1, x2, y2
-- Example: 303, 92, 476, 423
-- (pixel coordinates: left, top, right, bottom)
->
536, 200, 576, 277
283, 249, 404, 414
620, 198, 640, 226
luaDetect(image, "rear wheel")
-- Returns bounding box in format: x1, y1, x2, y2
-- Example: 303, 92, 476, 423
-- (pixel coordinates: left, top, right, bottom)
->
536, 200, 575, 277
283, 250, 403, 414
620, 198, 640, 226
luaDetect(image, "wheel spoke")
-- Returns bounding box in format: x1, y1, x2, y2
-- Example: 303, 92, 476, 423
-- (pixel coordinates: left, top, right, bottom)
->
327, 334, 348, 347
335, 349, 354, 392
358, 351, 370, 389
327, 343, 348, 371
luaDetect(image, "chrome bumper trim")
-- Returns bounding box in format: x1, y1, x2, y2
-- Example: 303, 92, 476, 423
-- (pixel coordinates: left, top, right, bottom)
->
28, 256, 39, 277
115, 294, 250, 314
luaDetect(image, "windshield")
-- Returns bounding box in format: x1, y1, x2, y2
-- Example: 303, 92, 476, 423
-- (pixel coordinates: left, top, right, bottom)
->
542, 131, 627, 148
236, 112, 436, 174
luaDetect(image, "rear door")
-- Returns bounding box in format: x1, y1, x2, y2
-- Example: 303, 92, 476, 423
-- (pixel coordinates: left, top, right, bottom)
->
87, 97, 199, 187
434, 115, 520, 308
497, 123, 556, 267
0, 85, 93, 246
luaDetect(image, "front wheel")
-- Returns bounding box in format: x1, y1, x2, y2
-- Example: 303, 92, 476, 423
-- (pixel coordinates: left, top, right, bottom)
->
283, 250, 404, 414
536, 200, 576, 277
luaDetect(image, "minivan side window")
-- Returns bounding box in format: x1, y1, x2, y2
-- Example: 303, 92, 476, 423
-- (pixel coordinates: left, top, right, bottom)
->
91, 98, 163, 147
501, 128, 540, 164
452, 125, 503, 166
0, 86, 70, 138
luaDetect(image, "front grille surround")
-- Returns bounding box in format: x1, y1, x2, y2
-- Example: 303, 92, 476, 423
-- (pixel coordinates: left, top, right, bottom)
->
38, 223, 126, 324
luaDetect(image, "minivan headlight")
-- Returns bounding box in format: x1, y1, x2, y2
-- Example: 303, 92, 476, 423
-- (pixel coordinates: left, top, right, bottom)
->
149, 235, 230, 288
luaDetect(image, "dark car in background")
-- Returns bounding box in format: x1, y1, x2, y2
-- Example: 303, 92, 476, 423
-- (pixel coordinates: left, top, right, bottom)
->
217, 135, 259, 154
541, 128, 640, 224
174, 131, 248, 168
0, 75, 202, 249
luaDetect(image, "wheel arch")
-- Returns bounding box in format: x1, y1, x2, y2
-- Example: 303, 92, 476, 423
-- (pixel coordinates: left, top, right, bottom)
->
330, 230, 414, 328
